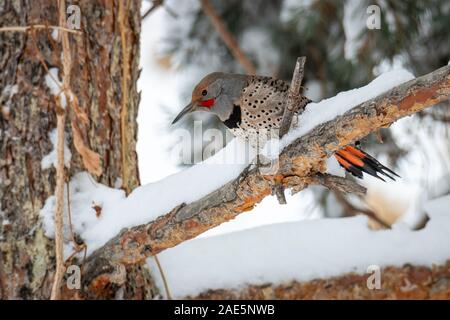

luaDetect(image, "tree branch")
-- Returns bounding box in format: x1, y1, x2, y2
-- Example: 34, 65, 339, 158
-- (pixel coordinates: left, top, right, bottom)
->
200, 0, 256, 75
51, 0, 72, 300
79, 64, 450, 297
275, 56, 306, 204
279, 57, 306, 138
333, 191, 390, 229
285, 173, 367, 197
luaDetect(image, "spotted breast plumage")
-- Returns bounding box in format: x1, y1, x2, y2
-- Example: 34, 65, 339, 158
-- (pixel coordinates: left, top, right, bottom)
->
172, 72, 399, 181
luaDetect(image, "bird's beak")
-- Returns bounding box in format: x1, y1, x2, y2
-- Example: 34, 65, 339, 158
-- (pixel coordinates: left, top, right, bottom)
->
171, 102, 195, 124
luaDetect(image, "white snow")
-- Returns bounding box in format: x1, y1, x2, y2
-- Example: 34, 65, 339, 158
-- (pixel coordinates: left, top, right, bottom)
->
40, 138, 251, 254
240, 27, 280, 75
148, 194, 450, 298
261, 69, 415, 159
2, 84, 18, 97
44, 67, 70, 108
326, 155, 345, 177
424, 194, 450, 217
51, 28, 59, 41
200, 189, 321, 238
41, 129, 72, 170
45, 68, 62, 96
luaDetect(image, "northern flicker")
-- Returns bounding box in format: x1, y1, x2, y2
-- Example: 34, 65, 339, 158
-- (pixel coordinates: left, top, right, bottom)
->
172, 72, 399, 181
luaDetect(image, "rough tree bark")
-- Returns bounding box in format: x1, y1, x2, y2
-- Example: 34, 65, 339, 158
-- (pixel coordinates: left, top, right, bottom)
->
0, 0, 157, 299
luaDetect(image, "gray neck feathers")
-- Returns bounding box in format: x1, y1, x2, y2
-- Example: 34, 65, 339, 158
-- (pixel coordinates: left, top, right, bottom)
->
212, 74, 248, 121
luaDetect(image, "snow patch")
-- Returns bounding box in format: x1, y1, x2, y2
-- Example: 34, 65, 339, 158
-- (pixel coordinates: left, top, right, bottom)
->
40, 138, 250, 254
2, 84, 19, 97
45, 68, 62, 96
41, 129, 72, 170
51, 28, 59, 41
148, 194, 450, 298
326, 155, 345, 177
44, 67, 71, 108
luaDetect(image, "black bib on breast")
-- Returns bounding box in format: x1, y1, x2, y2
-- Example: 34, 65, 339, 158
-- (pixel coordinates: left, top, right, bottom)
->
223, 105, 242, 129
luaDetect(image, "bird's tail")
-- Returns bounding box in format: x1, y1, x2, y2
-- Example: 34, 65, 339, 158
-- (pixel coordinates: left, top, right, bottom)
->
334, 146, 400, 182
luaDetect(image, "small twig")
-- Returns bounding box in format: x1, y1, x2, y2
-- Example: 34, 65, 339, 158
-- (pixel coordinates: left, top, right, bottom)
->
29, 30, 64, 92
51, 0, 73, 300
142, 0, 162, 19
284, 173, 367, 196
0, 24, 81, 34
333, 191, 390, 229
64, 243, 87, 269
142, 0, 178, 19
50, 108, 66, 300
66, 181, 76, 244
279, 57, 306, 138
119, 0, 131, 195
314, 173, 366, 196
200, 0, 256, 75
163, 5, 178, 18
274, 57, 306, 204
29, 24, 68, 300
153, 255, 172, 299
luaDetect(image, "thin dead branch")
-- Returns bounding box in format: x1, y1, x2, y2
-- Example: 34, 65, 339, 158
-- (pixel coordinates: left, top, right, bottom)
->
279, 57, 307, 138
50, 105, 66, 300
142, 0, 163, 19
285, 173, 367, 196
142, 0, 178, 19
333, 191, 390, 229
0, 24, 81, 34
51, 0, 73, 300
275, 56, 306, 204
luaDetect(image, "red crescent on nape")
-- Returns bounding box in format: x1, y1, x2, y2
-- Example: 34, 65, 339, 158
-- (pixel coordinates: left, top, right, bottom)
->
200, 99, 215, 108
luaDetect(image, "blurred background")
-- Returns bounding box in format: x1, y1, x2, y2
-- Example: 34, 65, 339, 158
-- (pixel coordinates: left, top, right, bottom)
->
137, 0, 450, 235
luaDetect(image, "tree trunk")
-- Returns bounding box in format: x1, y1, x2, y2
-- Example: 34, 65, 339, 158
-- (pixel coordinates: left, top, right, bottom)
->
0, 0, 157, 299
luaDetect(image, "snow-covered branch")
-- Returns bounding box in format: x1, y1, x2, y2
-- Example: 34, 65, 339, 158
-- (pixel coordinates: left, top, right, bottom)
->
72, 64, 449, 296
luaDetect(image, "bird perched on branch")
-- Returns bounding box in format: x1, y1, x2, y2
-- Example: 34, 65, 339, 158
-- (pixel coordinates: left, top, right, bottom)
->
172, 72, 399, 181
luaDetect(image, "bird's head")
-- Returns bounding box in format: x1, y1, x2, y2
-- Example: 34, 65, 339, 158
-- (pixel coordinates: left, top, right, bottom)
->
172, 72, 247, 124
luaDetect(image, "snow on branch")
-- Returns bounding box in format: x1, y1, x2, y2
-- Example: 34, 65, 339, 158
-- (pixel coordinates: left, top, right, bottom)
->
70, 64, 449, 296
149, 194, 450, 298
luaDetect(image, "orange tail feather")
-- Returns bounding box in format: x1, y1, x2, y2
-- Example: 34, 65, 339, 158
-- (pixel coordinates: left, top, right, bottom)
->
334, 146, 400, 181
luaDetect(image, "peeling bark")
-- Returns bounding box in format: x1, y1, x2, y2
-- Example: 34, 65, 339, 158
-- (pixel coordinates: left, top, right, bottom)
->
0, 0, 154, 299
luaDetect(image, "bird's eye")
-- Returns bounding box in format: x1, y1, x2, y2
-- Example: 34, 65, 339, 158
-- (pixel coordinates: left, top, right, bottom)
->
201, 90, 207, 96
